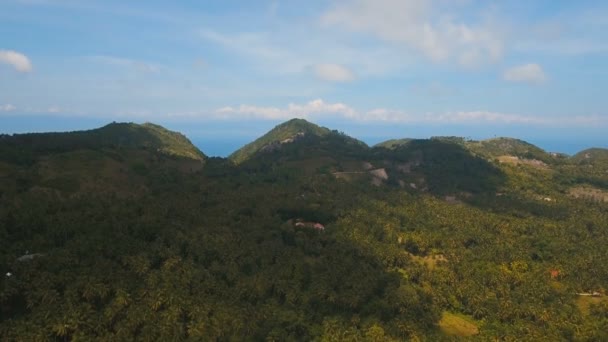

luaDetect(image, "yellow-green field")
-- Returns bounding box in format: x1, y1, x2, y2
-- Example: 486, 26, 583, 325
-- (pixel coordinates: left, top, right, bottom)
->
439, 312, 480, 337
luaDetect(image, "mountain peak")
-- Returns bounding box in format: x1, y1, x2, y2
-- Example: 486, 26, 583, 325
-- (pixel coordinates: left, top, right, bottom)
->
273, 118, 331, 136
228, 118, 334, 164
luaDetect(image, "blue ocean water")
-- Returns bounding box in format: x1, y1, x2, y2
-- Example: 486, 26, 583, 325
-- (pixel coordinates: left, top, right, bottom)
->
192, 138, 253, 158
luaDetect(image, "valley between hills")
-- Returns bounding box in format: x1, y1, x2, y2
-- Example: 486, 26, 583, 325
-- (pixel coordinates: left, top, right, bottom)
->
1, 118, 608, 340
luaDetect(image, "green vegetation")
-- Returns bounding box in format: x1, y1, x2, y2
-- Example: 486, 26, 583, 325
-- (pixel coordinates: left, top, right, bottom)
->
0, 122, 205, 165
438, 312, 479, 337
229, 118, 365, 164
1, 119, 608, 340
373, 138, 413, 150
571, 148, 608, 165
466, 137, 552, 162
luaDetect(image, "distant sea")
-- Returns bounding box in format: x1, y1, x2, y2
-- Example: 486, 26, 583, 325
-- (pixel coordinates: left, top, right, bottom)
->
523, 138, 606, 155
192, 138, 254, 158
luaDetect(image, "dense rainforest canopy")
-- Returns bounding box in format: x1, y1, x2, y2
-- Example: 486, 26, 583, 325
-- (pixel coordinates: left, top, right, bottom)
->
1, 119, 607, 341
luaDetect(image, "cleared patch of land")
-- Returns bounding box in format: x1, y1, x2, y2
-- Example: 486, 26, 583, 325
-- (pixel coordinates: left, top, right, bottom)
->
439, 312, 479, 337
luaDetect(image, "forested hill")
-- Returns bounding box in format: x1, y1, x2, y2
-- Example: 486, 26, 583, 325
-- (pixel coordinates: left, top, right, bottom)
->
572, 148, 608, 164
1, 119, 608, 340
228, 118, 366, 164
376, 136, 553, 162
0, 122, 206, 163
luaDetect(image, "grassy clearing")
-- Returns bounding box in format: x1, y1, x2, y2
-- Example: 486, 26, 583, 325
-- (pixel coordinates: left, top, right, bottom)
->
576, 296, 608, 316
439, 312, 479, 337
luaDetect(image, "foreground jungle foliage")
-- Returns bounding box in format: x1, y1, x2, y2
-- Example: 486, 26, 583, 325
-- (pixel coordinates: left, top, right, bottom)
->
1, 119, 607, 341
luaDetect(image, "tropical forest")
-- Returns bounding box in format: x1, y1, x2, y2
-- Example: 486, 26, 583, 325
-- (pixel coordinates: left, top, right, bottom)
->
1, 119, 607, 341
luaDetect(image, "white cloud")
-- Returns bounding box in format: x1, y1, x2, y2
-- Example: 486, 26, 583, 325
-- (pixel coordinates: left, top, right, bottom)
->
313, 63, 356, 82
215, 99, 357, 120
0, 50, 33, 72
210, 99, 603, 126
0, 104, 17, 112
503, 63, 546, 84
321, 0, 504, 67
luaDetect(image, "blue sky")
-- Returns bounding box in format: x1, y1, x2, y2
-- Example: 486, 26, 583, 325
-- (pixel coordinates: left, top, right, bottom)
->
1, 0, 607, 155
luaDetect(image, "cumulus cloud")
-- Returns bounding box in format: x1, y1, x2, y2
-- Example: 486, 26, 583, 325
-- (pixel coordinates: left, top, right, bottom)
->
216, 99, 356, 120
0, 104, 17, 112
211, 99, 603, 126
313, 63, 356, 82
0, 50, 33, 72
321, 0, 504, 67
503, 63, 546, 84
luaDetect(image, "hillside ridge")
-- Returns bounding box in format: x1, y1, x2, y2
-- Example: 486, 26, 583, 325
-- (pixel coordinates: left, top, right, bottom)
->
0, 122, 206, 162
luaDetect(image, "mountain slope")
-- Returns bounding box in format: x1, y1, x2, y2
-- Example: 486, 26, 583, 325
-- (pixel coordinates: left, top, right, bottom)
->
229, 118, 334, 164
0, 123, 206, 197
0, 122, 206, 164
2, 120, 608, 341
465, 137, 551, 162
373, 138, 413, 149
375, 136, 551, 161
571, 148, 608, 164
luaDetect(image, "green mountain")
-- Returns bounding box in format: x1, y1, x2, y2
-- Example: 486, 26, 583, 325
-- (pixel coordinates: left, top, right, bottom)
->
229, 118, 365, 164
2, 119, 608, 341
373, 138, 413, 149
0, 122, 205, 164
571, 148, 608, 164
376, 136, 552, 161
465, 137, 552, 162
0, 122, 205, 197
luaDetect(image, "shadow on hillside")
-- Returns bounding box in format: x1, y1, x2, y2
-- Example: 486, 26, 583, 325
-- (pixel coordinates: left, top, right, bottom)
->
377, 139, 507, 196
375, 140, 574, 218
